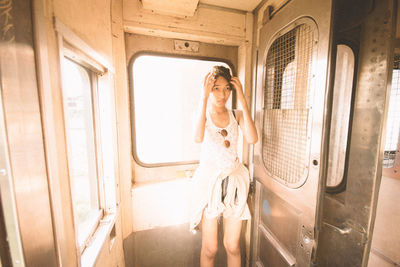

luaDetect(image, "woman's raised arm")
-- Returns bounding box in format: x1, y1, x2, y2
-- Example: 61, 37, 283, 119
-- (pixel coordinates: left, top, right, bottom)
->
230, 77, 258, 144
193, 72, 214, 143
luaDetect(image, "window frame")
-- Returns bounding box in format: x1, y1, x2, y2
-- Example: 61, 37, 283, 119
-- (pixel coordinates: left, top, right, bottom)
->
54, 18, 117, 264
260, 17, 318, 189
60, 59, 104, 252
382, 55, 400, 168
326, 41, 358, 194
325, 43, 357, 192
128, 51, 236, 168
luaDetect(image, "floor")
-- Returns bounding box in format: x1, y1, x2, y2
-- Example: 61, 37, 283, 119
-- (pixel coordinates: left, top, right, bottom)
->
368, 176, 400, 267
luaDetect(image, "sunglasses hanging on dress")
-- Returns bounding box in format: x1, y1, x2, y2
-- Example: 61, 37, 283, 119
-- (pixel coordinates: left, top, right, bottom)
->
219, 129, 230, 148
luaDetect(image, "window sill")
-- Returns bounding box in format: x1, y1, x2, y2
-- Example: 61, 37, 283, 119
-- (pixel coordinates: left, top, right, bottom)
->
80, 213, 117, 267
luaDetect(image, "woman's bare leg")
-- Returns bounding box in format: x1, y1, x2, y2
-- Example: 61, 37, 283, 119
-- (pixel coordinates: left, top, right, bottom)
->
201, 216, 218, 267
223, 217, 242, 267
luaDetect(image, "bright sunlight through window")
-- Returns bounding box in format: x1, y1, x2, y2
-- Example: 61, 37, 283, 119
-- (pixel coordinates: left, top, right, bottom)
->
62, 58, 102, 249
383, 68, 400, 168
132, 55, 231, 165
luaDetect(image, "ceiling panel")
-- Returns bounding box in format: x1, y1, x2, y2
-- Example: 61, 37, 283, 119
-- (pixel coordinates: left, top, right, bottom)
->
199, 0, 263, 11
141, 0, 199, 16
140, 0, 266, 17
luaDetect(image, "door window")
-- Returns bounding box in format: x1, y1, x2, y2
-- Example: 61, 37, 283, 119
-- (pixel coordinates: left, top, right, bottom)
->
262, 23, 315, 188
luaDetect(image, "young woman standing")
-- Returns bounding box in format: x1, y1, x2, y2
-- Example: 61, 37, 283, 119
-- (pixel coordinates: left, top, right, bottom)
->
190, 66, 258, 267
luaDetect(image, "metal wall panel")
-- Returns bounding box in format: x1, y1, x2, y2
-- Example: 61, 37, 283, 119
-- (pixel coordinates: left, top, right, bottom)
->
317, 0, 396, 265
0, 0, 57, 266
258, 229, 292, 267
259, 186, 300, 257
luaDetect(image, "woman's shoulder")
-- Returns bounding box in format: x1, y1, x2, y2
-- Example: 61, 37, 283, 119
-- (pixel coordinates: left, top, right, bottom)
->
231, 109, 242, 122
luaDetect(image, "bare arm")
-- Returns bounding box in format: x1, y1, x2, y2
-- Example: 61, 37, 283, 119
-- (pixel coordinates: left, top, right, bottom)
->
230, 77, 258, 144
193, 72, 214, 143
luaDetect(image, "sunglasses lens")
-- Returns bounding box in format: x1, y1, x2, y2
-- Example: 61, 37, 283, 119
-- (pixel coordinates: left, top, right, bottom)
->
220, 129, 228, 137
224, 140, 230, 148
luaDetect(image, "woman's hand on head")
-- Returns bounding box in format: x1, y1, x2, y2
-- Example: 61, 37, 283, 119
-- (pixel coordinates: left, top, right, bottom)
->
202, 72, 215, 100
230, 77, 245, 100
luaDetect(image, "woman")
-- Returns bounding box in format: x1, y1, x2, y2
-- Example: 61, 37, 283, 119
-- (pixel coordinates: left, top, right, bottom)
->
190, 66, 258, 267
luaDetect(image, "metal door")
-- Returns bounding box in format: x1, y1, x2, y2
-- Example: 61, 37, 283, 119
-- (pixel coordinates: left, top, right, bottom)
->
252, 0, 333, 266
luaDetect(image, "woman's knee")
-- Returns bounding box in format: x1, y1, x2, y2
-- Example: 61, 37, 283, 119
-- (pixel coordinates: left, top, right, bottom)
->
223, 239, 240, 256
202, 242, 218, 258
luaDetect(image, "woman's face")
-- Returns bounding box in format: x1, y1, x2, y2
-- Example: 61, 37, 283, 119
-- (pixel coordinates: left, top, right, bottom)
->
211, 76, 231, 107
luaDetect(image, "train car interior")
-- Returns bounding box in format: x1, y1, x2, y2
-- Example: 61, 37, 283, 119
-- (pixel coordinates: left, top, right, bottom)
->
0, 0, 399, 266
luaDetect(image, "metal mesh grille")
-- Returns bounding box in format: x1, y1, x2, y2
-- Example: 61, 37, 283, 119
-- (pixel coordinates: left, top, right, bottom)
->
262, 24, 314, 186
383, 55, 400, 168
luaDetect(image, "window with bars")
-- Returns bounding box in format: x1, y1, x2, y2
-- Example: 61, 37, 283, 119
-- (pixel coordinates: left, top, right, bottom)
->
383, 55, 400, 168
262, 23, 315, 188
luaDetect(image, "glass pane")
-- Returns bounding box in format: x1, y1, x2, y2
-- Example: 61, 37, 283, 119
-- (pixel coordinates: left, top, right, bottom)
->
0, 97, 25, 267
262, 24, 314, 188
61, 58, 100, 247
132, 55, 231, 164
383, 59, 400, 168
326, 45, 355, 187
98, 76, 116, 212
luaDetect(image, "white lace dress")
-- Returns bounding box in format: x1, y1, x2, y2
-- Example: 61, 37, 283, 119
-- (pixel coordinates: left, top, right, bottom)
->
189, 109, 251, 231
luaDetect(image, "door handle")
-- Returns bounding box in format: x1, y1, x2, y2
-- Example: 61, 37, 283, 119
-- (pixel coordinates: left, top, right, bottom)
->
323, 222, 352, 235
